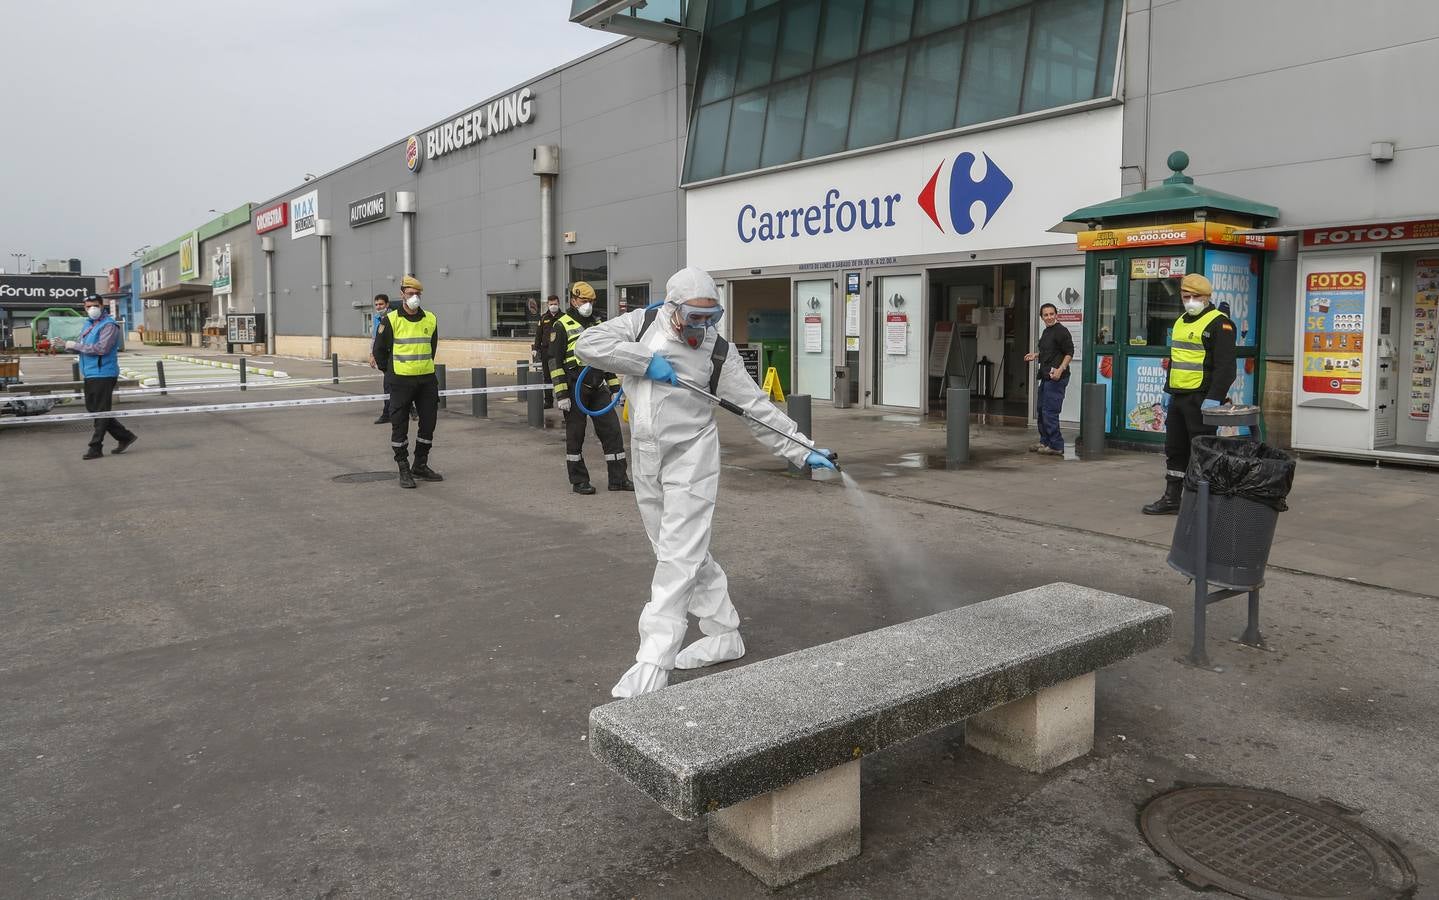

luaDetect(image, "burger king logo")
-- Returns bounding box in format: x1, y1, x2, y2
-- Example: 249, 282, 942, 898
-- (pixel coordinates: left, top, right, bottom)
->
405, 135, 422, 173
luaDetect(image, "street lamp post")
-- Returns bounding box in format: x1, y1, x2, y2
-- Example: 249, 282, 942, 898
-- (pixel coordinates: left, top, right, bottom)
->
9, 252, 26, 274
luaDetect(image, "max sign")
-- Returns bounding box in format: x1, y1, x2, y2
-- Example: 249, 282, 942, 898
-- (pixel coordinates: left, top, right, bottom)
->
290, 190, 319, 240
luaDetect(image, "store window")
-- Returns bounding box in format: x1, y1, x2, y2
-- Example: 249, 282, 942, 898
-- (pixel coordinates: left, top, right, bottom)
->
1094, 258, 1118, 345
1127, 260, 1186, 347
617, 282, 650, 314
684, 0, 1123, 182
490, 291, 541, 338
567, 251, 609, 310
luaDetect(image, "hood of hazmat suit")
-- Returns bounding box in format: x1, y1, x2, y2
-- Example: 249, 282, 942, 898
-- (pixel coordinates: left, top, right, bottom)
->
575, 266, 817, 698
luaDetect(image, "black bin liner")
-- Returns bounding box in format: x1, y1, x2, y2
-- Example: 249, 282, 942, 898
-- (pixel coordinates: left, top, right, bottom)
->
1182, 436, 1296, 511
1168, 437, 1296, 590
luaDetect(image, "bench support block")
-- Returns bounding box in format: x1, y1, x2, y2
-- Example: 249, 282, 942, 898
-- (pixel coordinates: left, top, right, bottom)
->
708, 759, 860, 887
965, 672, 1095, 772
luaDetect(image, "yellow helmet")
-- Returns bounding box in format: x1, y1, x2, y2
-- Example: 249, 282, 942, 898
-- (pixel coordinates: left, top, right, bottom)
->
570, 281, 597, 302
401, 274, 423, 292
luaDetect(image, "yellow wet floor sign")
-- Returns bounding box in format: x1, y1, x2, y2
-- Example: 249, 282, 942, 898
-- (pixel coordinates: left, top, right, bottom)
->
762, 367, 785, 402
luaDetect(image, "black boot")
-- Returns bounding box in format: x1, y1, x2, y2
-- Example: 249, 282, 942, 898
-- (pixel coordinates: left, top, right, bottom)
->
608, 479, 634, 491
412, 460, 444, 481
1142, 478, 1183, 515
397, 460, 417, 489
573, 482, 597, 495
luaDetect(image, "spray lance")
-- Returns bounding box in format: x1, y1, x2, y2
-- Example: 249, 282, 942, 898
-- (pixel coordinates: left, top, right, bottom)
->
670, 376, 840, 470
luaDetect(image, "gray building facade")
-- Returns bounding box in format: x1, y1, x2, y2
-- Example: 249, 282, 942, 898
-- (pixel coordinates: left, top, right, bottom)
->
1122, 0, 1439, 458
251, 38, 689, 368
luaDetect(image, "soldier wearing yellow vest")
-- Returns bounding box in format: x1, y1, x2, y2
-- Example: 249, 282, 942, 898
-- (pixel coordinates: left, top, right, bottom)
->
547, 281, 632, 494
1142, 273, 1237, 515
376, 275, 444, 489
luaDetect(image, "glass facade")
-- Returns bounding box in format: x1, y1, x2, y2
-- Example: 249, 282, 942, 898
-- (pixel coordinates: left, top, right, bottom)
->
684, 0, 1123, 182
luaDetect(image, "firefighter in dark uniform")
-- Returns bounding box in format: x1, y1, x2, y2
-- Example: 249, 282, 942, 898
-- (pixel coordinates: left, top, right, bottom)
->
376, 275, 444, 489
533, 294, 562, 409
1142, 273, 1237, 515
548, 281, 633, 495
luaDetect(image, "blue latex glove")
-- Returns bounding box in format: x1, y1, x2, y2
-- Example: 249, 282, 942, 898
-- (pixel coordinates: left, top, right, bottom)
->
806, 449, 837, 470
1201, 399, 1222, 410
645, 353, 679, 385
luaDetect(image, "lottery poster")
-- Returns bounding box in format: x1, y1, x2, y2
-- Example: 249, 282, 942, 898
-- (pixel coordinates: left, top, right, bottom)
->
1411, 259, 1439, 420
1125, 356, 1170, 433
1301, 271, 1366, 395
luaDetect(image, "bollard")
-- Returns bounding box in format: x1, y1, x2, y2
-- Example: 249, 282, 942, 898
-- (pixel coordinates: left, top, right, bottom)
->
471, 367, 488, 417
787, 394, 812, 478
156, 360, 167, 396
946, 375, 969, 469
71, 361, 80, 382
239, 357, 247, 392
1080, 382, 1106, 460
331, 353, 339, 385
436, 364, 447, 409
527, 363, 544, 429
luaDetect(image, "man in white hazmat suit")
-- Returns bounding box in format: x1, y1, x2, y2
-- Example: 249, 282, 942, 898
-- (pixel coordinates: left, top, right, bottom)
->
576, 266, 837, 698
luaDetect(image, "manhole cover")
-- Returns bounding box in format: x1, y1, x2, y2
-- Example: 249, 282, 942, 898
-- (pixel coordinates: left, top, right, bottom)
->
1141, 786, 1416, 899
331, 471, 396, 483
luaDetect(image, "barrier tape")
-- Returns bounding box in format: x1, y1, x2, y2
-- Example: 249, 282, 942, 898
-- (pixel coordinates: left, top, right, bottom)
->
2, 374, 380, 404
0, 383, 553, 426
162, 354, 289, 378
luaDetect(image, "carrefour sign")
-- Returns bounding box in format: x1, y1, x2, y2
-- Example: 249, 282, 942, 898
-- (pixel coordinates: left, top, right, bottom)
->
689, 107, 1121, 271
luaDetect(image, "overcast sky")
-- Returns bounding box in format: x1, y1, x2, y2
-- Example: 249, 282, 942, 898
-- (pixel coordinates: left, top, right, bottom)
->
0, 0, 618, 275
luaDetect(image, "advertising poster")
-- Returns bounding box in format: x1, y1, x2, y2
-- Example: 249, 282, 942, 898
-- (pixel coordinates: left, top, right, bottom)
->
1095, 354, 1115, 433
1204, 249, 1259, 347
1301, 271, 1366, 395
178, 231, 200, 281
1125, 356, 1170, 433
1411, 259, 1439, 420
1130, 256, 1187, 280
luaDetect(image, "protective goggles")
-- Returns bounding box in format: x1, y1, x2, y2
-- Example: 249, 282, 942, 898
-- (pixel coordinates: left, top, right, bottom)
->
676, 303, 724, 328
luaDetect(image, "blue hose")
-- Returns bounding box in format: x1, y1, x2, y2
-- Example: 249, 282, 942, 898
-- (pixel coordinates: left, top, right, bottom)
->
573, 302, 666, 417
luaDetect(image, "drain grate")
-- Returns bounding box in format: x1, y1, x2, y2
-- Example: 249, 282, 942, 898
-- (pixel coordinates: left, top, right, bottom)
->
331, 471, 396, 483
1141, 786, 1416, 899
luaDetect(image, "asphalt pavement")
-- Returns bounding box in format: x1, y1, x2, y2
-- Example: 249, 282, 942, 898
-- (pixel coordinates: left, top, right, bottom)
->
3, 349, 1435, 898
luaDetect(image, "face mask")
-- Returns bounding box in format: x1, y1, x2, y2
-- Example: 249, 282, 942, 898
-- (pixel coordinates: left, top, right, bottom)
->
548, 304, 560, 314
87, 306, 103, 320
404, 293, 421, 309
1183, 299, 1206, 315
577, 302, 593, 317
673, 303, 723, 348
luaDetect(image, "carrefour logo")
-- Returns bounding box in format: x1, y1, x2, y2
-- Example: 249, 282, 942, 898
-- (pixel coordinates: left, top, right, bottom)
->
917, 152, 1012, 234
738, 189, 901, 244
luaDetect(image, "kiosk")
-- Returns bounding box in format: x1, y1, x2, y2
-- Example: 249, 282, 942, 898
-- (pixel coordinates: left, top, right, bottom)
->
1059, 152, 1278, 446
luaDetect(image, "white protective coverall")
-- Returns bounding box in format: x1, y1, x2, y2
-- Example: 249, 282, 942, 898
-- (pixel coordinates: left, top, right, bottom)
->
575, 267, 816, 698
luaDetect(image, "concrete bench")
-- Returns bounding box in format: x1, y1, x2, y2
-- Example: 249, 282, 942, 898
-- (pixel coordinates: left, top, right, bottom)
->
589, 582, 1172, 887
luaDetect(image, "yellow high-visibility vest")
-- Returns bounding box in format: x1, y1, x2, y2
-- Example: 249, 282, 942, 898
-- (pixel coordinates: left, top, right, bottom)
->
551, 314, 620, 397
1167, 307, 1224, 390
388, 309, 437, 376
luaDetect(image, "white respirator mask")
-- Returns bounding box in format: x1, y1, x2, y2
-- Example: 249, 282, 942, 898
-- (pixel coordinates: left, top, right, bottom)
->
404, 293, 421, 310
87, 306, 103, 320
1183, 299, 1206, 315
577, 302, 594, 317
548, 303, 560, 314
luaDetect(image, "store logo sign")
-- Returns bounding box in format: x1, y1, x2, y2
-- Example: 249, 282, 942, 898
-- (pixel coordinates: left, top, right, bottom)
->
290, 190, 319, 240
405, 135, 422, 173
917, 152, 1012, 235
349, 192, 388, 227
254, 201, 288, 234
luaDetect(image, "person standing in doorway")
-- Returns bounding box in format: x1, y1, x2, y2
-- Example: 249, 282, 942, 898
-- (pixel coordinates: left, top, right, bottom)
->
1141, 273, 1236, 514
1023, 302, 1073, 456
64, 295, 137, 459
548, 281, 632, 494
374, 275, 443, 488
368, 293, 396, 424
533, 294, 562, 409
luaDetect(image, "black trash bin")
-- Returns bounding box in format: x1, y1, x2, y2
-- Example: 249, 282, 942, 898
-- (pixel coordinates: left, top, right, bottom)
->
1167, 436, 1296, 590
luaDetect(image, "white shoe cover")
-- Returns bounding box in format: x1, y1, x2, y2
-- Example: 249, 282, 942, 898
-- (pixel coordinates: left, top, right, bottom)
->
610, 662, 669, 699
674, 632, 746, 670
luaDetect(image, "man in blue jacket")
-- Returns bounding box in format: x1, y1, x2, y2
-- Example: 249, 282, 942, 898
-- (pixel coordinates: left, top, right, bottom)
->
64, 295, 137, 459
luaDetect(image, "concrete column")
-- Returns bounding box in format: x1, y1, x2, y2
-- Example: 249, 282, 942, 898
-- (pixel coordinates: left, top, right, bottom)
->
316, 219, 333, 359
261, 236, 275, 355
708, 760, 860, 888
965, 672, 1095, 772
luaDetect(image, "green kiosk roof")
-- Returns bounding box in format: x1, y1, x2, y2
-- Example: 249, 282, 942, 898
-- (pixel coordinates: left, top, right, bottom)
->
1062, 151, 1278, 227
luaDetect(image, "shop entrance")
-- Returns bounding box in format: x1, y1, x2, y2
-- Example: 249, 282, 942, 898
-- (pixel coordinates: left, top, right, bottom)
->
1378, 251, 1436, 451
926, 264, 1031, 418
728, 277, 791, 395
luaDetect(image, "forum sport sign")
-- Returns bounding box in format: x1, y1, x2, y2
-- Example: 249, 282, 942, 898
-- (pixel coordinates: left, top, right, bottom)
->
687, 107, 1121, 271
0, 275, 95, 304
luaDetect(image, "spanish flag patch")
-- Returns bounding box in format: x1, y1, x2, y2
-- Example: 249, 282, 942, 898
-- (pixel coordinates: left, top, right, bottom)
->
1220, 323, 1234, 331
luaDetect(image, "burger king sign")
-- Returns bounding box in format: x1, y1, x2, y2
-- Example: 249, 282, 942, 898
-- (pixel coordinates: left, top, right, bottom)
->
405, 135, 422, 174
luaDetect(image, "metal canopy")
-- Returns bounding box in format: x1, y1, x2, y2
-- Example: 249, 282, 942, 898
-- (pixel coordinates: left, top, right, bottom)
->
1062, 151, 1279, 227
